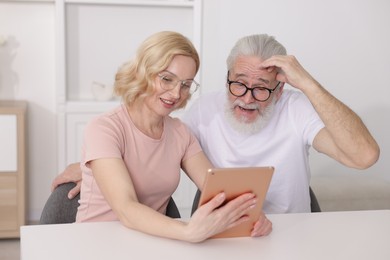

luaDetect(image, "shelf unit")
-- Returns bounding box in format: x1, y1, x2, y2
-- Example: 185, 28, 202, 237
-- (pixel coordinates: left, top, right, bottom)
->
55, 0, 202, 216
0, 101, 27, 238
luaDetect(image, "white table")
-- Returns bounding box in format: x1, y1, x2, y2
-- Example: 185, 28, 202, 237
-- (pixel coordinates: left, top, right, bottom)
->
21, 210, 390, 260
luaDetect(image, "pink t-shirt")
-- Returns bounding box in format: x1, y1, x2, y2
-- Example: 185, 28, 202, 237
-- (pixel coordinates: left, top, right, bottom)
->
76, 104, 202, 222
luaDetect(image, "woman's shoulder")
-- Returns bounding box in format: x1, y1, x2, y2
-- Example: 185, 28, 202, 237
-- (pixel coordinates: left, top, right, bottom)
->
87, 105, 127, 129
166, 116, 187, 128
166, 116, 193, 135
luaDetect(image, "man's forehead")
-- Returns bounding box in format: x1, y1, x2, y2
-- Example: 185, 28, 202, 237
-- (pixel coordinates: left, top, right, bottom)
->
232, 56, 275, 80
231, 68, 276, 84
232, 71, 271, 84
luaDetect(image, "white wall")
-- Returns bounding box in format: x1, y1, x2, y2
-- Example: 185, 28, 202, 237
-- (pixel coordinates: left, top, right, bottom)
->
0, 2, 56, 221
0, 0, 389, 222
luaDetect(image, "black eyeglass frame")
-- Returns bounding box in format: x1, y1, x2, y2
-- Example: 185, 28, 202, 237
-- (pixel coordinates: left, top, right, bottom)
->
226, 72, 281, 102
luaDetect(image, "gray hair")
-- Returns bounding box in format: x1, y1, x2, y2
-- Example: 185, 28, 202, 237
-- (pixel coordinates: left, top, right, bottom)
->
226, 34, 287, 71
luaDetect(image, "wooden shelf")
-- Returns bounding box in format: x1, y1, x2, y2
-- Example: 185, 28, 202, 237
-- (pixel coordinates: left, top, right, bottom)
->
0, 101, 27, 238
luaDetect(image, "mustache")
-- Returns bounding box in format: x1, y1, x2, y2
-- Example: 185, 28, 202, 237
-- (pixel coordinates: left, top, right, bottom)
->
231, 99, 260, 110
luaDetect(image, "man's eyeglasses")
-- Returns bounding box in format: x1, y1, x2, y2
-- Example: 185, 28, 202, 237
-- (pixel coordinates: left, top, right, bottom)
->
158, 72, 199, 95
227, 73, 280, 102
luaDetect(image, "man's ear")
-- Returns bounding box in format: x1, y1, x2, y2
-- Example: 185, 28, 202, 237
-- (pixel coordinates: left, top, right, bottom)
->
276, 82, 285, 100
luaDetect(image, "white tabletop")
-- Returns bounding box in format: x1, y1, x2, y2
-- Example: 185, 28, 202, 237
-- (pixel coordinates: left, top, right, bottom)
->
21, 210, 390, 260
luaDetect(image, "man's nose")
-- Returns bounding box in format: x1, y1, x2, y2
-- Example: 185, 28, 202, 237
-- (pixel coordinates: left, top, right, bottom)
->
242, 88, 255, 103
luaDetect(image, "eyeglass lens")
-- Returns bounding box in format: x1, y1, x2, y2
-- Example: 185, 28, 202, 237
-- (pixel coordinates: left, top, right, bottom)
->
229, 82, 273, 101
159, 73, 198, 94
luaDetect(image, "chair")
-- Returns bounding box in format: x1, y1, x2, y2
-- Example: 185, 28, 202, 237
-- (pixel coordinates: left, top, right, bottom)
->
190, 186, 321, 215
309, 187, 321, 212
40, 182, 180, 224
166, 197, 181, 218
40, 183, 80, 224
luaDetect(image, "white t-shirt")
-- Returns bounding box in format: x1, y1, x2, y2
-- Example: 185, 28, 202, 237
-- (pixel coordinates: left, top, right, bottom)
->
183, 89, 324, 213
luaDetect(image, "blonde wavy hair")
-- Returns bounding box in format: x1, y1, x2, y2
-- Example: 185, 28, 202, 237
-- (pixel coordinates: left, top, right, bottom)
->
114, 31, 200, 109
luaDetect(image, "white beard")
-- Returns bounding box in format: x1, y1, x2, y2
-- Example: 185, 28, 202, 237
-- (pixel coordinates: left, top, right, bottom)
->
224, 93, 276, 135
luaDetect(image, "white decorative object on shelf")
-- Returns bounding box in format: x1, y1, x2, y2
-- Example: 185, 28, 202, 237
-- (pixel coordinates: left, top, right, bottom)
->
91, 81, 114, 101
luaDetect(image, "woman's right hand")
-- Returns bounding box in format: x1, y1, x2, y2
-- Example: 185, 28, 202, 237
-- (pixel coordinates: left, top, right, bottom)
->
185, 192, 257, 243
51, 162, 82, 199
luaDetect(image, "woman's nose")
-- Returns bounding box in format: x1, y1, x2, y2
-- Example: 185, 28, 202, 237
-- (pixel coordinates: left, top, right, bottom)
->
169, 84, 181, 99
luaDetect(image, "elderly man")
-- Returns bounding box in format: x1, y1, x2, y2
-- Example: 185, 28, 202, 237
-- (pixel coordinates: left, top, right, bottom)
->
183, 34, 379, 213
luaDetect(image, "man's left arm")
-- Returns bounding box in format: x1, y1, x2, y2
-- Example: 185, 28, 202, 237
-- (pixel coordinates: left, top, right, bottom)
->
308, 83, 379, 169
262, 55, 380, 169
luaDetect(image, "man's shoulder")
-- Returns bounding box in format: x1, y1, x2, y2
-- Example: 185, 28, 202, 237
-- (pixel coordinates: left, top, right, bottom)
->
281, 88, 303, 99
183, 90, 224, 127
279, 89, 309, 106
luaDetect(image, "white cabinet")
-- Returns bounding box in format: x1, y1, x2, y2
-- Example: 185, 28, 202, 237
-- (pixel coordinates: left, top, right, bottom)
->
0, 101, 26, 238
56, 0, 202, 216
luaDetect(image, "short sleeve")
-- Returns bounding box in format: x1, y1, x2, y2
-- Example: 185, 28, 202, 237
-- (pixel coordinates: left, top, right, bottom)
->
82, 116, 123, 164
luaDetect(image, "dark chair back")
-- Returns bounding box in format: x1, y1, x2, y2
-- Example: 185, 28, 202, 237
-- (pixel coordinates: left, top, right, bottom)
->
40, 183, 80, 224
309, 187, 321, 212
190, 186, 321, 215
40, 182, 180, 224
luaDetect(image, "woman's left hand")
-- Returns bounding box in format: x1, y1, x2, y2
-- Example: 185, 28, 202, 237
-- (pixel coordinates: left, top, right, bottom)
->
251, 211, 272, 237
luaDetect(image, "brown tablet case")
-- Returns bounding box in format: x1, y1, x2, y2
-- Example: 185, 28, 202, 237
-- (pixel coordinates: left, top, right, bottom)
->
198, 167, 274, 238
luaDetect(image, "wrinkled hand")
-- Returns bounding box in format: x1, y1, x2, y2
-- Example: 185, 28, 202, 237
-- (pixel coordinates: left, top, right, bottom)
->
186, 192, 257, 242
260, 55, 318, 92
51, 162, 82, 199
251, 211, 272, 237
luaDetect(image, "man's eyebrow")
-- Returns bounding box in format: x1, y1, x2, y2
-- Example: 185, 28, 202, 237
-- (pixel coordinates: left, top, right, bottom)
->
256, 78, 270, 84
234, 72, 270, 85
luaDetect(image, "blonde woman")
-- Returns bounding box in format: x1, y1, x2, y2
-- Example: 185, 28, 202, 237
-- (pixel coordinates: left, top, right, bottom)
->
75, 31, 272, 243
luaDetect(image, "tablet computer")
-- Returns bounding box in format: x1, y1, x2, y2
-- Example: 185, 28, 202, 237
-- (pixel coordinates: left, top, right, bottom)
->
198, 166, 274, 238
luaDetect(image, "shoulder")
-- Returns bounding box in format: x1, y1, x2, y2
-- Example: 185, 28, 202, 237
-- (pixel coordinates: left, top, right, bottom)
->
183, 90, 224, 121
86, 105, 127, 132
280, 88, 304, 101
166, 116, 192, 134
279, 89, 312, 108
